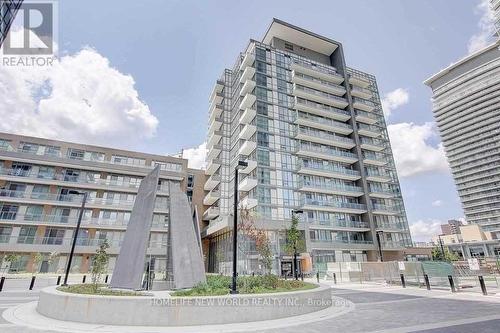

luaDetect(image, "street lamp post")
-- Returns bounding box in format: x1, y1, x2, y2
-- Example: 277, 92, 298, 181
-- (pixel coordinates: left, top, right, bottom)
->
291, 209, 303, 280
230, 160, 248, 295
376, 230, 384, 262
62, 191, 88, 286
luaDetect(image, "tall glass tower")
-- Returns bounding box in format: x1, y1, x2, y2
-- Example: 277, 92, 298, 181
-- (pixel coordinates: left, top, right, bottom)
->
203, 19, 412, 274
0, 0, 24, 48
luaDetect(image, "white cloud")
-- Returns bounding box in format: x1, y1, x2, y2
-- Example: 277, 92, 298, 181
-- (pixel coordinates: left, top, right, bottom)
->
0, 46, 158, 147
431, 200, 443, 207
387, 122, 450, 178
381, 88, 409, 118
410, 219, 443, 242
182, 142, 207, 170
467, 0, 495, 54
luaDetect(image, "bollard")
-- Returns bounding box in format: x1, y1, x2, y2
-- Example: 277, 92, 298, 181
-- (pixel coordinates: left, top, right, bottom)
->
424, 274, 431, 290
478, 276, 487, 296
333, 272, 337, 284
301, 273, 304, 281
252, 272, 255, 277
105, 275, 109, 284
56, 275, 61, 285
29, 276, 36, 290
316, 272, 319, 283
82, 275, 86, 284
448, 275, 456, 292
400, 273, 406, 288
0, 276, 5, 292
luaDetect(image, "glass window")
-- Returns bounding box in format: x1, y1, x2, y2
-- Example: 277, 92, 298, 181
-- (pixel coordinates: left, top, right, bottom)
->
0, 225, 12, 243
0, 204, 18, 220
67, 148, 84, 160
18, 226, 37, 244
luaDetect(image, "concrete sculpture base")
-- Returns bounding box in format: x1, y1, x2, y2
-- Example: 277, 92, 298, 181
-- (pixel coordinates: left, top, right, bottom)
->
36, 285, 340, 326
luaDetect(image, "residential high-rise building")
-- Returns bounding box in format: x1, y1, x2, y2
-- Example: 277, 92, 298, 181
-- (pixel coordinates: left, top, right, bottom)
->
0, 132, 206, 274
203, 19, 412, 274
0, 0, 23, 48
440, 219, 464, 235
491, 0, 500, 36
425, 40, 500, 237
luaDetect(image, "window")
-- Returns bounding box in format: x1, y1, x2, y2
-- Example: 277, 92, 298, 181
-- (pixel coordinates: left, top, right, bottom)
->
257, 149, 270, 166
25, 205, 43, 221
18, 142, 39, 154
152, 161, 182, 172
0, 226, 12, 243
67, 148, 85, 160
258, 169, 270, 185
63, 169, 80, 182
38, 166, 55, 179
18, 226, 37, 244
284, 42, 294, 51
257, 187, 271, 204
257, 132, 269, 147
256, 101, 268, 116
255, 87, 268, 101
31, 185, 49, 199
11, 163, 31, 176
255, 48, 267, 61
0, 204, 18, 220
43, 228, 65, 245
256, 73, 267, 87
0, 139, 12, 151
44, 145, 61, 157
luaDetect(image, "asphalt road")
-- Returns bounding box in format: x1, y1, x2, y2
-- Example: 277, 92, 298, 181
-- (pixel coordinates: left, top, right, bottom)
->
1, 278, 500, 332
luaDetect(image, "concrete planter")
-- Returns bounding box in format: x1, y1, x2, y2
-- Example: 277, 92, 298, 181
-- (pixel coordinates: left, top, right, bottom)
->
37, 285, 334, 326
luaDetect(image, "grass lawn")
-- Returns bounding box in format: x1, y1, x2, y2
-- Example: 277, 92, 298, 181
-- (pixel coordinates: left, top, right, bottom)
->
172, 274, 317, 296
57, 284, 146, 296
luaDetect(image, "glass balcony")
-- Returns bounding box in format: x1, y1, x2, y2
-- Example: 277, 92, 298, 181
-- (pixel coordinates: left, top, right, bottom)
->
360, 137, 385, 152
297, 162, 361, 180
240, 159, 257, 174
207, 130, 222, 150
296, 144, 358, 164
239, 107, 256, 124
240, 66, 255, 84
239, 124, 256, 140
308, 218, 370, 230
298, 181, 364, 197
371, 203, 399, 215
239, 93, 256, 110
301, 198, 367, 213
292, 71, 346, 96
239, 177, 258, 192
239, 140, 257, 156
203, 206, 220, 221
204, 174, 221, 191
375, 222, 405, 231
363, 152, 387, 166
295, 113, 353, 135
369, 188, 394, 199
240, 79, 256, 96
293, 84, 348, 109
355, 110, 378, 125
291, 59, 344, 84
203, 189, 220, 206
295, 128, 355, 149
208, 79, 224, 103
240, 196, 257, 209
239, 51, 255, 71
350, 86, 372, 99
205, 158, 221, 176
348, 74, 370, 88
357, 123, 380, 138
295, 97, 351, 122
352, 97, 376, 112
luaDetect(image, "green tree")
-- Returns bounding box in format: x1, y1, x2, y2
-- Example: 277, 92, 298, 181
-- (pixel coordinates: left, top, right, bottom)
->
91, 240, 110, 292
239, 208, 273, 274
432, 247, 459, 262
2, 254, 21, 274
284, 214, 306, 256
32, 253, 43, 274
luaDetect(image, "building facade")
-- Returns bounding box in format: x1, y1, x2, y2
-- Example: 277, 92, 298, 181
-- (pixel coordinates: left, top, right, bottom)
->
203, 19, 412, 275
0, 132, 205, 274
440, 219, 463, 235
425, 40, 500, 236
0, 0, 23, 48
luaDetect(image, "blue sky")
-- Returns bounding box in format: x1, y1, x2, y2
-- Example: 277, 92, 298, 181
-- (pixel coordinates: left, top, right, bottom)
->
0, 0, 496, 241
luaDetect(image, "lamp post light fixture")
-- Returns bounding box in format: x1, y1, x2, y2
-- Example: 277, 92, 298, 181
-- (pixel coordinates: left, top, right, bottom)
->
376, 230, 384, 262
230, 160, 248, 295
62, 191, 88, 286
291, 209, 303, 280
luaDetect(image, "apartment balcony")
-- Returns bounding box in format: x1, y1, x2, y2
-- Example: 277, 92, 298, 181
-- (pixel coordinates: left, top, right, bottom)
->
239, 124, 256, 140
292, 71, 346, 96
293, 84, 348, 109
294, 98, 351, 122
363, 153, 387, 166
308, 219, 370, 231
239, 93, 256, 110
205, 158, 221, 176
240, 66, 256, 84
348, 75, 370, 88
350, 86, 372, 99
295, 115, 353, 135
295, 128, 355, 149
297, 163, 361, 181
360, 137, 385, 152
239, 140, 257, 156
301, 198, 367, 214
203, 189, 220, 206
357, 124, 380, 138
355, 110, 378, 125
207, 130, 223, 150
207, 143, 222, 162
208, 115, 223, 134
239, 108, 256, 125
208, 79, 224, 102
295, 145, 358, 164
239, 177, 258, 192
298, 181, 364, 197
240, 79, 256, 96
291, 60, 344, 84
371, 203, 399, 215
369, 188, 394, 199
366, 171, 391, 183
240, 159, 257, 174
204, 174, 221, 191
239, 196, 257, 209
352, 97, 376, 112
375, 222, 406, 233
309, 239, 374, 250
202, 206, 220, 221
239, 51, 255, 71
209, 103, 223, 124
380, 241, 406, 250
209, 92, 224, 106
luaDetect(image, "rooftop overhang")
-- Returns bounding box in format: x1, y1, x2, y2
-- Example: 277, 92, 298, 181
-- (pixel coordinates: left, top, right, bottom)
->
262, 19, 339, 56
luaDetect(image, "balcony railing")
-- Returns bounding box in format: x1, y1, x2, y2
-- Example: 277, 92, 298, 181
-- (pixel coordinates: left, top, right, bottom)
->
297, 145, 357, 160
371, 204, 399, 213
301, 198, 367, 211
296, 113, 352, 131
308, 219, 369, 229
297, 162, 360, 177
299, 181, 363, 194
0, 236, 167, 248
294, 85, 347, 105
310, 239, 373, 245
376, 222, 405, 230
295, 98, 351, 119
296, 128, 355, 146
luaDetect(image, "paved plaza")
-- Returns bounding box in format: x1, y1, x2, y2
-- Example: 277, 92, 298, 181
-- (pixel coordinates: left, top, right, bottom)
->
1, 277, 500, 332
